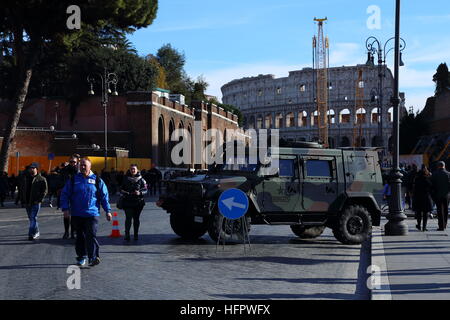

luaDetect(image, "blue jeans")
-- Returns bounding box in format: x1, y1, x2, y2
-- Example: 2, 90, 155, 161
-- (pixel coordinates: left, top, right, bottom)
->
26, 204, 41, 236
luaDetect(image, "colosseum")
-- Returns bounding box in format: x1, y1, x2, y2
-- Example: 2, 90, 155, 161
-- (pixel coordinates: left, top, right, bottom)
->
221, 64, 407, 156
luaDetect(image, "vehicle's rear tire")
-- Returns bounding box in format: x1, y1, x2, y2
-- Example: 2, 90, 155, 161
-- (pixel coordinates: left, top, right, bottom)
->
170, 214, 208, 239
208, 209, 251, 243
290, 225, 326, 239
332, 205, 372, 245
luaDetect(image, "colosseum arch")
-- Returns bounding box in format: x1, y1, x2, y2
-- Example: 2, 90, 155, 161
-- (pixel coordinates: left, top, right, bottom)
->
341, 136, 351, 147
312, 110, 319, 126
298, 111, 308, 127
248, 115, 255, 129
371, 108, 380, 124
339, 109, 351, 124
387, 107, 394, 122
256, 114, 263, 129
356, 108, 367, 124
265, 113, 272, 129
286, 112, 295, 128
275, 113, 283, 129
327, 109, 336, 125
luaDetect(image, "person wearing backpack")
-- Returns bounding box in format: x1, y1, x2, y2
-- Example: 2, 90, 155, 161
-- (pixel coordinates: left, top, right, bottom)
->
120, 164, 147, 241
60, 157, 111, 267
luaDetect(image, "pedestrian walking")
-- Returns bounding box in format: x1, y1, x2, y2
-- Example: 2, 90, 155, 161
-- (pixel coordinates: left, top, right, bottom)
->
120, 164, 147, 241
8, 174, 17, 199
60, 157, 112, 267
46, 169, 61, 208
147, 164, 162, 196
59, 155, 80, 239
413, 167, 433, 231
19, 163, 48, 240
431, 161, 450, 231
0, 172, 9, 207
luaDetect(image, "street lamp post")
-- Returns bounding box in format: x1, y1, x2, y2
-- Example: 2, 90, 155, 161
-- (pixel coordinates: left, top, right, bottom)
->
384, 0, 408, 236
365, 35, 406, 152
87, 68, 118, 170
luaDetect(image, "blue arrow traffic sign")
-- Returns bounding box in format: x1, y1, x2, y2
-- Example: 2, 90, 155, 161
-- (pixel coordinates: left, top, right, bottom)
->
218, 188, 249, 220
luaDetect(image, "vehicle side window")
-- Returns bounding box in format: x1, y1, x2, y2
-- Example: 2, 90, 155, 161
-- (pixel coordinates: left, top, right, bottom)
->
279, 159, 297, 178
305, 160, 332, 178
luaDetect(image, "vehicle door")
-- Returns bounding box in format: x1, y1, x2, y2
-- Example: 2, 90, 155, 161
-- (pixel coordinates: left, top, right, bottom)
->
255, 155, 301, 213
299, 156, 339, 212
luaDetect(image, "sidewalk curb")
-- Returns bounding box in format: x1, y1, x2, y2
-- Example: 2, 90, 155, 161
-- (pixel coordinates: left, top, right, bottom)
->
370, 226, 392, 300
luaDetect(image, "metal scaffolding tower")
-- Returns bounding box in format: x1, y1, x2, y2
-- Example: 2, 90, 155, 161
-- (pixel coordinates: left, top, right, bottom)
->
313, 17, 330, 147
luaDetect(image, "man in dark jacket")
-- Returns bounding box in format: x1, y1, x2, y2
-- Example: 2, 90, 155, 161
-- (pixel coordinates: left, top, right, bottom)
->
431, 161, 450, 231
59, 155, 79, 239
19, 163, 48, 240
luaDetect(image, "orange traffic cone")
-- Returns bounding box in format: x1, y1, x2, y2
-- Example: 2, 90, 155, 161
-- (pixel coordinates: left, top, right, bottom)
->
109, 212, 122, 238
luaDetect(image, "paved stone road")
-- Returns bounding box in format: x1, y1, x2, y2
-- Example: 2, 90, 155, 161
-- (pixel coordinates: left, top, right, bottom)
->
0, 199, 370, 300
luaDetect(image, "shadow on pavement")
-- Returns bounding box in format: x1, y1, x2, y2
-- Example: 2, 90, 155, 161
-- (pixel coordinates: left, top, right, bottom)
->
210, 292, 360, 300
382, 267, 450, 277
389, 282, 450, 295
180, 255, 358, 266
0, 264, 70, 270
235, 277, 357, 285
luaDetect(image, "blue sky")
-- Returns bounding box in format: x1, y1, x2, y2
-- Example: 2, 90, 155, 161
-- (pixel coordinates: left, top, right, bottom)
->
128, 0, 450, 112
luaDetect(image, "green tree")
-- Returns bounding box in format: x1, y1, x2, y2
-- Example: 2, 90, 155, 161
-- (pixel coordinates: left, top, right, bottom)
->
0, 0, 158, 171
433, 63, 450, 95
156, 43, 185, 87
399, 111, 429, 154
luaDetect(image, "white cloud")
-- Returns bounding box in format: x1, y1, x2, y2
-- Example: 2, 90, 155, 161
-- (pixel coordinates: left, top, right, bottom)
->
398, 67, 435, 89
329, 42, 362, 66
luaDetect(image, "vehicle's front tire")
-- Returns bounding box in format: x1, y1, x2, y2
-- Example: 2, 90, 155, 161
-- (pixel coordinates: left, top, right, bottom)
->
290, 225, 326, 239
170, 214, 208, 239
332, 205, 372, 245
208, 209, 251, 243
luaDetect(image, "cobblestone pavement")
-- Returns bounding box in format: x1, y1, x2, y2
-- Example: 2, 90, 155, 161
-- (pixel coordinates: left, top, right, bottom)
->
0, 198, 370, 300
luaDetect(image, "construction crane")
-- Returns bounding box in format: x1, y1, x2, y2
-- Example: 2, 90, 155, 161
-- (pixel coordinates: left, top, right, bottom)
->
354, 69, 364, 147
313, 17, 330, 147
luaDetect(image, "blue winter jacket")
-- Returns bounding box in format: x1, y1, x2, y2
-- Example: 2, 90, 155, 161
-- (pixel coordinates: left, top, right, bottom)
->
60, 172, 111, 217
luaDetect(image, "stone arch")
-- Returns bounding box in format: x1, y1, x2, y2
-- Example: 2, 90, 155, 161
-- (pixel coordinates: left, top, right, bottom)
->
187, 124, 193, 168
328, 137, 336, 148
388, 136, 393, 152
327, 109, 336, 125
356, 136, 366, 147
256, 114, 263, 129
168, 118, 176, 167
371, 108, 380, 124
372, 135, 382, 147
158, 115, 166, 167
275, 113, 283, 129
312, 110, 319, 126
248, 115, 255, 129
299, 111, 308, 127
387, 107, 394, 122
265, 113, 272, 129
341, 136, 351, 147
339, 109, 351, 124
286, 112, 295, 128
356, 108, 367, 124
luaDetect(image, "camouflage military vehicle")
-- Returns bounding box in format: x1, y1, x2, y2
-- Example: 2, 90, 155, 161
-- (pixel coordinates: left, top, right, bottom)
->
158, 142, 384, 245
